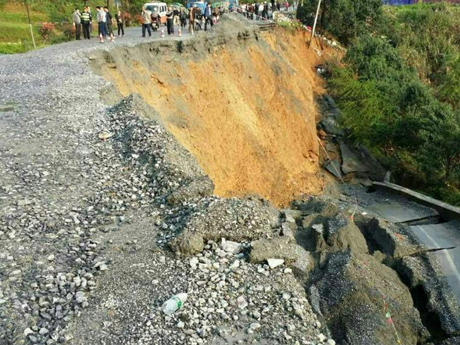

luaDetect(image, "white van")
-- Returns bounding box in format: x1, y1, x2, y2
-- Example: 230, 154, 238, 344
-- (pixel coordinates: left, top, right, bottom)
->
144, 2, 168, 25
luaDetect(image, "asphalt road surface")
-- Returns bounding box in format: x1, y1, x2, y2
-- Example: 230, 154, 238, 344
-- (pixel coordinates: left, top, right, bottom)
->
362, 191, 460, 305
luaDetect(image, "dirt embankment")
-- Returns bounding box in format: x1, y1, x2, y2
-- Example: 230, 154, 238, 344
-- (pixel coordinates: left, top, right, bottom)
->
90, 17, 336, 206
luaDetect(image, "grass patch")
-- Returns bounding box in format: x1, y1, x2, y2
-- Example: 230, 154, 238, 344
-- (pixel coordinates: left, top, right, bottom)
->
0, 22, 41, 43
0, 41, 36, 54
0, 9, 47, 23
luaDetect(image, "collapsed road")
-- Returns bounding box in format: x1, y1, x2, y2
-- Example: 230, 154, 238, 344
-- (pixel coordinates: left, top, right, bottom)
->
365, 183, 460, 305
1, 12, 460, 345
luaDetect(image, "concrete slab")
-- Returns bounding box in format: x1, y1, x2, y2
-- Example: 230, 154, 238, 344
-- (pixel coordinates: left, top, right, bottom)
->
340, 143, 369, 175
367, 198, 439, 224
410, 223, 460, 304
373, 182, 460, 222
325, 159, 342, 179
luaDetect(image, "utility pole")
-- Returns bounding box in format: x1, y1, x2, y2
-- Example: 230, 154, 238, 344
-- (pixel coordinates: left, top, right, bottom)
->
309, 0, 322, 47
24, 0, 36, 49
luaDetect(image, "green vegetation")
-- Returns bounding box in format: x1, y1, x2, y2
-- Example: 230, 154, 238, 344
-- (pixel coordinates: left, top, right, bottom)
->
297, 0, 382, 44
299, 1, 460, 205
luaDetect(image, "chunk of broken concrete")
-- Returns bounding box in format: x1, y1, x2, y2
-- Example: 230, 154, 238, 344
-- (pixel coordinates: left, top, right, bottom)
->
267, 258, 284, 269
324, 215, 369, 254
290, 245, 314, 279
315, 250, 429, 345
221, 239, 242, 254
340, 143, 369, 175
326, 159, 342, 179
250, 236, 298, 263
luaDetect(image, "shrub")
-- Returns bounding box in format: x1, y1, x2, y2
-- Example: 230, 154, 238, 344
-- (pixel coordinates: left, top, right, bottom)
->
133, 14, 143, 25
328, 30, 460, 199
122, 12, 132, 26
39, 22, 55, 42
63, 28, 74, 40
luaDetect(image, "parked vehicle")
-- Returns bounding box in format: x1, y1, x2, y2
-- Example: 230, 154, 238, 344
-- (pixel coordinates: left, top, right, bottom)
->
186, 0, 207, 13
144, 2, 168, 25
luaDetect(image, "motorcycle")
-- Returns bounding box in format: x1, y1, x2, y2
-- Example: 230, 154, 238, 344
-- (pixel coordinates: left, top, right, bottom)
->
151, 16, 160, 31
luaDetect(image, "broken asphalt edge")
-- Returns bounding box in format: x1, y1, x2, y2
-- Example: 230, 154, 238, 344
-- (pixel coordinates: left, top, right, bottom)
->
373, 182, 460, 223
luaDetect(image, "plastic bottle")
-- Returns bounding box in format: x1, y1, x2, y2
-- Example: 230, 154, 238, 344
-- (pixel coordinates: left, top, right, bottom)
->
162, 293, 188, 314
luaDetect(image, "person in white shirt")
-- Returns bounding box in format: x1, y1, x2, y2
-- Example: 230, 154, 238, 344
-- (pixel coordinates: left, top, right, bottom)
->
96, 6, 107, 43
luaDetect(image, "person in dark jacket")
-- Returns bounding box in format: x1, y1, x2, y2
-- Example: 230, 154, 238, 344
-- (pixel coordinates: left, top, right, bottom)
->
72, 8, 81, 40
173, 7, 179, 26
115, 10, 125, 36
204, 3, 213, 31
166, 7, 174, 35
180, 8, 187, 29
104, 7, 115, 41
81, 7, 91, 39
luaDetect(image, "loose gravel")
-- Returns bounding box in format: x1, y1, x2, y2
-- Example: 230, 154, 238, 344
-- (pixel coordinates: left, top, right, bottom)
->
0, 17, 331, 345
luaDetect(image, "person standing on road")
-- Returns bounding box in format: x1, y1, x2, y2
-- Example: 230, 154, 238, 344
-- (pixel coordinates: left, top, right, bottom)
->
141, 6, 152, 37
96, 6, 107, 43
173, 6, 180, 26
104, 7, 115, 41
81, 7, 91, 39
204, 3, 213, 31
166, 7, 174, 35
72, 8, 81, 40
188, 6, 195, 35
88, 6, 93, 34
115, 10, 125, 37
180, 8, 187, 29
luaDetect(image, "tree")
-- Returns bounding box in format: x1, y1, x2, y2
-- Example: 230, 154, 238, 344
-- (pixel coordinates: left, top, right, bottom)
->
298, 0, 382, 44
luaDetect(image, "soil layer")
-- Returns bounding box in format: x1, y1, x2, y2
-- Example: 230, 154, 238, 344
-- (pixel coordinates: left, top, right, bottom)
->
92, 24, 333, 206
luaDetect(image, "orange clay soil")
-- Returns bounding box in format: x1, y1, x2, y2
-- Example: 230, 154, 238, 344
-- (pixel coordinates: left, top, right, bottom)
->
95, 28, 339, 207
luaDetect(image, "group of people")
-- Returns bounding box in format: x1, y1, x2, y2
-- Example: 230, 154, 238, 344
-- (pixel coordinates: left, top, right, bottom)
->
240, 0, 294, 19
141, 4, 223, 38
72, 6, 126, 43
72, 3, 229, 43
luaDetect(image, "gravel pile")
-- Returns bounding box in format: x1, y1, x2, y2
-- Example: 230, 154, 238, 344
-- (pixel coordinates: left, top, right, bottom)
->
129, 239, 330, 345
66, 237, 331, 345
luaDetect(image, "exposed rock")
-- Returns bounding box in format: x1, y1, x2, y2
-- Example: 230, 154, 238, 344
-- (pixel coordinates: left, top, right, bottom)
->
434, 337, 460, 345
221, 239, 242, 254
354, 145, 386, 181
318, 95, 344, 136
340, 143, 370, 175
354, 214, 423, 259
267, 259, 285, 269
290, 245, 315, 280
326, 159, 342, 179
397, 254, 460, 338
250, 236, 298, 263
314, 250, 429, 345
299, 212, 368, 254
323, 214, 369, 254
171, 198, 279, 255
292, 197, 340, 218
